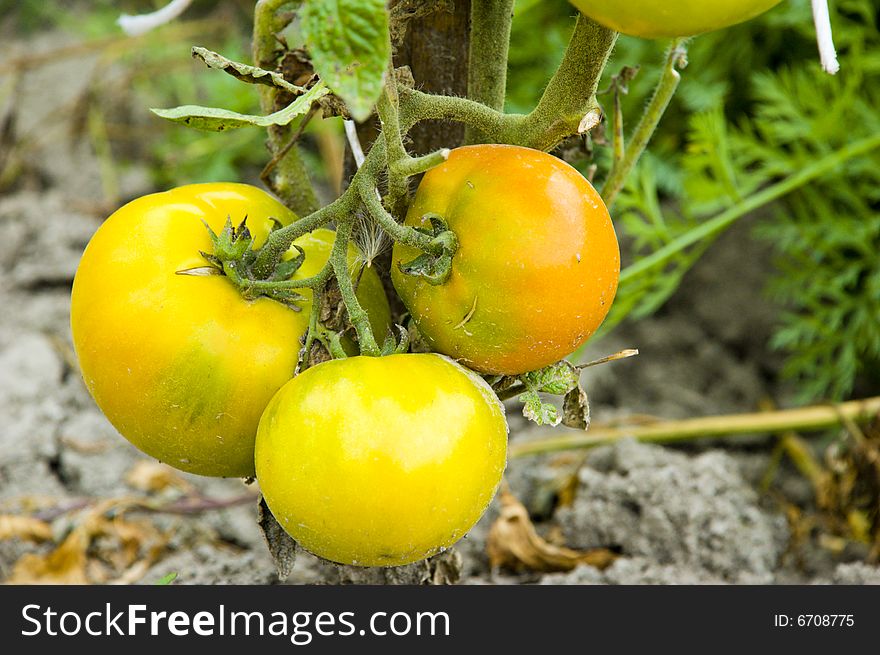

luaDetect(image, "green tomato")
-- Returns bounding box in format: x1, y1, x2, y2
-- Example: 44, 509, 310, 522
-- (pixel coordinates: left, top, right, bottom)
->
569, 0, 783, 38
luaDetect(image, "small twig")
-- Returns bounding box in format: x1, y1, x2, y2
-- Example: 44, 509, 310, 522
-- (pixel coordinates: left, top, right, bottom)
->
577, 348, 639, 369
30, 491, 258, 522
510, 396, 880, 458
148, 492, 258, 515
602, 38, 687, 207
260, 105, 318, 185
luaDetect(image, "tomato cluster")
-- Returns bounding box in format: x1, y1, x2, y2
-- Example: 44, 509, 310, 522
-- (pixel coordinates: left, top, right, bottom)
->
71, 145, 617, 566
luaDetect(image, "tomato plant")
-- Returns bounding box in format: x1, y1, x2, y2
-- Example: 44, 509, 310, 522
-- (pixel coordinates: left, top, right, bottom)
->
71, 183, 390, 478
63, 0, 862, 576
569, 0, 783, 38
255, 353, 508, 566
392, 144, 619, 375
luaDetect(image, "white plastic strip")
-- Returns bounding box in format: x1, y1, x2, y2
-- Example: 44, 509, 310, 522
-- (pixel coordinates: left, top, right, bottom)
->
344, 120, 366, 169
117, 0, 194, 37
812, 0, 840, 75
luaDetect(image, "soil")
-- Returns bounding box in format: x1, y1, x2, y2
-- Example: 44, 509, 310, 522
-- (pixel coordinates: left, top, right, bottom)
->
1, 21, 878, 586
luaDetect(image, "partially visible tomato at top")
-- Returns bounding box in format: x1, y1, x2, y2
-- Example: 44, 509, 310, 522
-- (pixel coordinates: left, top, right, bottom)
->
71, 183, 391, 478
568, 0, 782, 38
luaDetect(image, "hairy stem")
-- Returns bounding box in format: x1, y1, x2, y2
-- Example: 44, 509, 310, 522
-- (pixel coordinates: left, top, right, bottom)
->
510, 396, 880, 458
602, 38, 687, 207
357, 176, 440, 254
400, 88, 513, 143
376, 75, 411, 210
331, 219, 380, 356
464, 0, 515, 144
300, 279, 326, 370
518, 16, 617, 151
251, 197, 342, 278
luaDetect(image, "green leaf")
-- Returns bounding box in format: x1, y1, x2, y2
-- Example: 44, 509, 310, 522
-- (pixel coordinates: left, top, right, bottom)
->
301, 0, 390, 122
521, 361, 579, 395
154, 572, 177, 585
151, 82, 328, 131
519, 390, 561, 427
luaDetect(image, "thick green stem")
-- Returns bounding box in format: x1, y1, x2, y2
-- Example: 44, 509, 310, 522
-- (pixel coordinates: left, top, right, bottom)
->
398, 16, 617, 152
400, 88, 513, 143
376, 75, 411, 210
619, 132, 880, 285
252, 0, 318, 215
300, 282, 324, 370
602, 39, 687, 207
518, 16, 617, 151
251, 197, 341, 278
331, 219, 380, 356
357, 177, 440, 254
247, 260, 333, 293
392, 148, 450, 178
464, 0, 515, 144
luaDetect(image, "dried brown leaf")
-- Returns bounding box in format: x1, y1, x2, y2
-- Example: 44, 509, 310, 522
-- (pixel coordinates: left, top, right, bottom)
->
8, 529, 89, 584
0, 515, 52, 542
125, 461, 192, 494
487, 490, 616, 573
562, 383, 590, 430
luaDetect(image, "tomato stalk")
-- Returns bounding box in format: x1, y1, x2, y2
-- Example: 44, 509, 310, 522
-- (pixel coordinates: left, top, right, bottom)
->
463, 0, 515, 144
601, 38, 689, 208
509, 396, 880, 459
515, 15, 617, 152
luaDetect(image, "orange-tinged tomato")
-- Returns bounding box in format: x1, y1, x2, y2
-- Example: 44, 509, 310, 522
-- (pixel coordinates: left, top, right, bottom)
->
255, 353, 508, 566
392, 145, 619, 375
71, 183, 391, 478
569, 0, 782, 38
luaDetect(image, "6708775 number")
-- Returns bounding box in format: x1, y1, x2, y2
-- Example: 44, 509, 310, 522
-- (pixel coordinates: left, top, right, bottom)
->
774, 614, 854, 627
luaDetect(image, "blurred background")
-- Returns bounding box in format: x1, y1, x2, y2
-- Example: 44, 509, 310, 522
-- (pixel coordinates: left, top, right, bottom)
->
0, 0, 878, 584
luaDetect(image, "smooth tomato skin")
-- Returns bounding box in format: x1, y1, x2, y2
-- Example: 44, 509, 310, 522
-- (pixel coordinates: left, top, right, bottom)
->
569, 0, 782, 38
71, 183, 391, 478
392, 145, 619, 376
255, 354, 508, 567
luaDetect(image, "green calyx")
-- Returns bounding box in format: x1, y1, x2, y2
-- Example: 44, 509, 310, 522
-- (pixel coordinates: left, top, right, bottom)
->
397, 213, 459, 286
182, 216, 310, 310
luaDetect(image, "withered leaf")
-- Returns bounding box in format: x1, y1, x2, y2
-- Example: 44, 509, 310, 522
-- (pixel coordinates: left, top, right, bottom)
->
0, 515, 52, 542
562, 383, 591, 430
258, 497, 298, 580
9, 529, 89, 584
487, 490, 616, 573
125, 460, 192, 494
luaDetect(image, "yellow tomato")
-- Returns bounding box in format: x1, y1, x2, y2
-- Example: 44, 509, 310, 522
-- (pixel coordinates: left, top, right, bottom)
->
255, 354, 508, 566
71, 183, 390, 478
